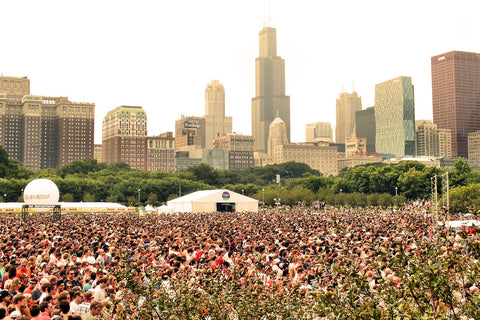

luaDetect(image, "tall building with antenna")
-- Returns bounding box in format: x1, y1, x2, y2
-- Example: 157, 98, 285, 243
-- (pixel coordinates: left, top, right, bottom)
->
335, 91, 362, 144
251, 26, 290, 153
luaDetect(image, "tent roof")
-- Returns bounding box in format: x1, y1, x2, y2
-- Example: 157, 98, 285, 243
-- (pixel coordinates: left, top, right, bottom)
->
0, 202, 127, 209
168, 189, 258, 203
444, 220, 480, 228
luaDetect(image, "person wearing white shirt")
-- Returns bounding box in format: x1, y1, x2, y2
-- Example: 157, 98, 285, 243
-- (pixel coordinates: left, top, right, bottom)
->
69, 290, 83, 315
94, 277, 107, 302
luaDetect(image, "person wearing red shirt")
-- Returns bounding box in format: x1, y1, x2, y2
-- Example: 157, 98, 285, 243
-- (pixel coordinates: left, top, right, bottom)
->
16, 259, 31, 279
37, 301, 53, 320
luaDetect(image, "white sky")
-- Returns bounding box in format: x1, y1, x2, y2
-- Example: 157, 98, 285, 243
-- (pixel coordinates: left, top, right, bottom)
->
1, 0, 479, 144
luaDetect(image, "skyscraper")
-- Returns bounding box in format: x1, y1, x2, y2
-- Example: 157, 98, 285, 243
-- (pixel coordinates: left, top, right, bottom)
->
335, 92, 362, 144
204, 80, 232, 149
0, 76, 94, 169
432, 51, 480, 158
375, 76, 415, 158
102, 106, 147, 170
251, 26, 290, 153
355, 107, 376, 153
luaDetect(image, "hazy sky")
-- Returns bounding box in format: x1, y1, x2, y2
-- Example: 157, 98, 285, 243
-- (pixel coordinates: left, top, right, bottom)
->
1, 1, 479, 144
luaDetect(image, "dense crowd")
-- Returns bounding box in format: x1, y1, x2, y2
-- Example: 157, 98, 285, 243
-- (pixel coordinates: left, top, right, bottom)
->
0, 204, 477, 319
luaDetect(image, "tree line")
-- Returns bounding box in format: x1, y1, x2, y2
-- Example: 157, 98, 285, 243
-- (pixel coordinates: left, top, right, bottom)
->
1, 145, 479, 212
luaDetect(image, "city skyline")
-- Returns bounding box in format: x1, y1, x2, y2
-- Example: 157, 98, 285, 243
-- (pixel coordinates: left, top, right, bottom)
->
1, 1, 478, 144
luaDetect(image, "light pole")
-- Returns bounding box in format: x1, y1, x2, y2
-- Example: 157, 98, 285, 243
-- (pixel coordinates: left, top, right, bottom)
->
395, 187, 398, 196
242, 189, 244, 195
138, 189, 141, 206
175, 165, 182, 197
262, 188, 265, 209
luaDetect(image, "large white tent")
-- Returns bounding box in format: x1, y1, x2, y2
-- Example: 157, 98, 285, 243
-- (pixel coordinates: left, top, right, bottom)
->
167, 189, 258, 213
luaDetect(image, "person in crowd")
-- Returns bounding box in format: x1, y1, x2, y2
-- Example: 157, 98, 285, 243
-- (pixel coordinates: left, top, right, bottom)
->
37, 301, 53, 320
76, 291, 92, 318
68, 291, 82, 316
81, 301, 103, 320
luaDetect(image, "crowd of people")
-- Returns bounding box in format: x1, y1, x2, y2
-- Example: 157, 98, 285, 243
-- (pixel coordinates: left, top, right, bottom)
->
0, 204, 477, 319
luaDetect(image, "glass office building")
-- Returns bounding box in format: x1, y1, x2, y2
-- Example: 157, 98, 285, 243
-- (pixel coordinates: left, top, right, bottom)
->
375, 76, 416, 158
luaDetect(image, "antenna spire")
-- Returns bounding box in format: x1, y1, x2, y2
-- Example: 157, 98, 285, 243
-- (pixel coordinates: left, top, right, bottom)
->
268, 0, 272, 26
263, 4, 267, 27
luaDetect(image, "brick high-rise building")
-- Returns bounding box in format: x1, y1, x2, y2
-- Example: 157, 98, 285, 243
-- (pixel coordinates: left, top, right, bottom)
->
251, 26, 290, 153
432, 51, 480, 158
102, 106, 147, 170
0, 76, 94, 169
214, 133, 254, 169
55, 97, 95, 168
147, 132, 175, 172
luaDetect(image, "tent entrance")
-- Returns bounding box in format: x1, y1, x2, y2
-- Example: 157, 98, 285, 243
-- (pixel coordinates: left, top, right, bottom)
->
217, 202, 235, 212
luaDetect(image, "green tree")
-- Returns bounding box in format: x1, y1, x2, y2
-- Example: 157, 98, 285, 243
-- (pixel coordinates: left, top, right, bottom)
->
83, 193, 95, 202
106, 194, 118, 203
449, 184, 480, 213
343, 166, 373, 194
59, 158, 107, 178
186, 163, 220, 186
0, 145, 33, 179
126, 195, 136, 206
450, 158, 480, 187
108, 162, 131, 171
147, 193, 159, 206
62, 193, 74, 202
397, 167, 428, 199
288, 174, 333, 193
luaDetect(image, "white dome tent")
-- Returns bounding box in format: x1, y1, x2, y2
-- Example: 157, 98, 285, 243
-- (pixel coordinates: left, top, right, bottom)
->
22, 178, 62, 220
167, 189, 258, 213
23, 179, 60, 206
